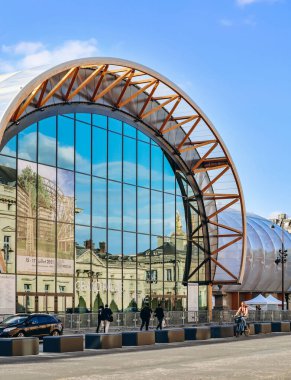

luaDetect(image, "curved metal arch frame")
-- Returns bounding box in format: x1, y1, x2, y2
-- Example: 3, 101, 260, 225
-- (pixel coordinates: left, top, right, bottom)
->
0, 57, 246, 284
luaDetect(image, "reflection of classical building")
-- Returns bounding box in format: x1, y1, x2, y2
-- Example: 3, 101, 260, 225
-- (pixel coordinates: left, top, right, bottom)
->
75, 213, 188, 312
0, 58, 247, 314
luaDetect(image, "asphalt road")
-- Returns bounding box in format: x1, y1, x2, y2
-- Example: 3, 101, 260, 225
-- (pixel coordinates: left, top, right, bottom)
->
1, 335, 291, 379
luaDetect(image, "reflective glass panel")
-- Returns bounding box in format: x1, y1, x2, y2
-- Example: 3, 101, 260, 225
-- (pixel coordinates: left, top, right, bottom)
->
58, 115, 74, 170
123, 136, 136, 185
108, 132, 122, 181
38, 117, 56, 166
108, 181, 121, 230
76, 119, 91, 174
92, 177, 107, 228
92, 127, 107, 178
137, 141, 150, 188
75, 173, 91, 226
18, 123, 37, 162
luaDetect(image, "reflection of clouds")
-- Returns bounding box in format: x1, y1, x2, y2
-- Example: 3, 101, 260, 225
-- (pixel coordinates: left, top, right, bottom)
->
38, 164, 56, 184
18, 132, 37, 161
1, 144, 16, 158
18, 159, 36, 172
58, 169, 74, 196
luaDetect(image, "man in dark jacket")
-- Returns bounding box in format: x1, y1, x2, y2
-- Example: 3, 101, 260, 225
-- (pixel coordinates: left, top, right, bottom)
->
154, 304, 164, 330
96, 305, 104, 333
101, 304, 113, 333
140, 304, 152, 331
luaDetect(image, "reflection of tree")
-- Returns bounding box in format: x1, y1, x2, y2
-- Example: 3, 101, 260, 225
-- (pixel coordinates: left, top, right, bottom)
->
109, 299, 119, 312
127, 298, 137, 310
93, 293, 104, 311
18, 167, 52, 210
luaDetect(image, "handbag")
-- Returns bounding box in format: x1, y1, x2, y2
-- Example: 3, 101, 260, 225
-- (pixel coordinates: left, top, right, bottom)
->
109, 315, 113, 322
162, 319, 166, 328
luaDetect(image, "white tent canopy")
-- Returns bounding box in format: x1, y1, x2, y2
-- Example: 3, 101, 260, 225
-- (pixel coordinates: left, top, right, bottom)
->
245, 294, 268, 305
266, 295, 285, 305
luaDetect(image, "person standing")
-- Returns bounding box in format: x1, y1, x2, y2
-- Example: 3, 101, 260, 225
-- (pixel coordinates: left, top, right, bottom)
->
154, 303, 164, 330
96, 305, 104, 333
101, 304, 113, 333
140, 304, 152, 331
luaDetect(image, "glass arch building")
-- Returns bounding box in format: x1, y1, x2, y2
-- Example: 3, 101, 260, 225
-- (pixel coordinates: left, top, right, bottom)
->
0, 58, 246, 313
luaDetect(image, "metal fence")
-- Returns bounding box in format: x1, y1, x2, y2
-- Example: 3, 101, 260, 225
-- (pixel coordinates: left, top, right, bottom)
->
2, 310, 291, 331
54, 310, 291, 331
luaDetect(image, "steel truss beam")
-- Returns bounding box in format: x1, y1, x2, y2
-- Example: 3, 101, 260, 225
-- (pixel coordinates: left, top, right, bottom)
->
2, 59, 246, 286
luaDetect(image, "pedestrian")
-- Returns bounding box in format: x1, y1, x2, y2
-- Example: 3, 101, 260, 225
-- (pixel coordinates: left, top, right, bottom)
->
154, 303, 164, 330
140, 304, 152, 331
96, 305, 104, 333
101, 304, 113, 333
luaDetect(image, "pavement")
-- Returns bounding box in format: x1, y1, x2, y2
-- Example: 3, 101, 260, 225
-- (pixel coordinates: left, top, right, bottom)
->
1, 333, 291, 379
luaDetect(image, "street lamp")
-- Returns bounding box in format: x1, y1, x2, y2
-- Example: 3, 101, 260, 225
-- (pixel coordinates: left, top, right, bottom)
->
271, 222, 288, 310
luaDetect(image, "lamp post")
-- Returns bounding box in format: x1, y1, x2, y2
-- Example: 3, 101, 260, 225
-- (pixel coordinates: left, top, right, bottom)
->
271, 221, 288, 310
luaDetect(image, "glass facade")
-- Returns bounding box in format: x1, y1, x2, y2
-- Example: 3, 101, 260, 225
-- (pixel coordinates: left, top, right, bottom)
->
0, 112, 198, 313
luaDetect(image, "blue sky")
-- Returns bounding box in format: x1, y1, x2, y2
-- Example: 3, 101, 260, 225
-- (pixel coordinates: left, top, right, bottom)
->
0, 0, 290, 218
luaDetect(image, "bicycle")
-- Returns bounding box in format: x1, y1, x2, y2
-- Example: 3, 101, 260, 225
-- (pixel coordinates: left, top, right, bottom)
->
235, 316, 250, 337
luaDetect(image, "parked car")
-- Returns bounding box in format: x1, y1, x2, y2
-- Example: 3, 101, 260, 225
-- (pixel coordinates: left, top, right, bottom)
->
0, 314, 63, 338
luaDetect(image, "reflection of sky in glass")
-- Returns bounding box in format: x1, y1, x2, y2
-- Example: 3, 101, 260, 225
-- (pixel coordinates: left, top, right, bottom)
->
76, 120, 91, 174
92, 114, 107, 129
58, 116, 74, 170
3, 112, 187, 262
38, 117, 56, 166
123, 137, 136, 185
75, 225, 90, 247
93, 127, 107, 178
75, 173, 91, 225
92, 177, 106, 228
1, 135, 16, 157
151, 190, 163, 236
108, 133, 122, 181
138, 141, 150, 188
151, 145, 163, 191
18, 124, 37, 161
57, 168, 74, 197
123, 232, 136, 255
138, 187, 149, 234
109, 118, 122, 133
164, 193, 176, 237
108, 229, 121, 255
0, 154, 16, 170
108, 180, 121, 229
123, 184, 136, 232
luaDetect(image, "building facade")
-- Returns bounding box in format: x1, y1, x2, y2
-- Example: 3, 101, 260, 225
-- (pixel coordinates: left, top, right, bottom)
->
0, 58, 246, 314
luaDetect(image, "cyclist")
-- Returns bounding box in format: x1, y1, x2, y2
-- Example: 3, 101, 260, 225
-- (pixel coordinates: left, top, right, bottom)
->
235, 301, 249, 334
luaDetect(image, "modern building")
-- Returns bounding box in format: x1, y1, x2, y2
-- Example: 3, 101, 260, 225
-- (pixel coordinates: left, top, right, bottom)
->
220, 212, 291, 309
0, 58, 247, 314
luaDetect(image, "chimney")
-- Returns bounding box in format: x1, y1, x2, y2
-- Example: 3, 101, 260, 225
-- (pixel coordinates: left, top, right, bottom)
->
99, 241, 106, 253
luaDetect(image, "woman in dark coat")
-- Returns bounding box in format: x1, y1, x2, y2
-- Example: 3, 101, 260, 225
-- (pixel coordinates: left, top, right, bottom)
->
96, 305, 104, 333
154, 303, 164, 330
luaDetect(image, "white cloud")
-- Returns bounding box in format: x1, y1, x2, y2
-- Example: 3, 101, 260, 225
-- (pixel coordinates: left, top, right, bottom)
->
0, 39, 99, 73
219, 19, 234, 27
268, 211, 289, 220
236, 0, 279, 6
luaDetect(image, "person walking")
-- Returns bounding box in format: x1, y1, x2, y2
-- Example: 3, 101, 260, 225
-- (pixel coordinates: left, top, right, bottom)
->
101, 304, 113, 333
96, 305, 104, 333
154, 303, 164, 330
140, 304, 152, 331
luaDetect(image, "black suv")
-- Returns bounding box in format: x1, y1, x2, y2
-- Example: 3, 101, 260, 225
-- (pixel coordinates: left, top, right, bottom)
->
0, 314, 63, 338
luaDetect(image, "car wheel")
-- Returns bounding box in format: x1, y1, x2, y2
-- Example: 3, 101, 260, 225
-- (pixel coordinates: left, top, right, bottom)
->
51, 330, 60, 336
17, 331, 25, 337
